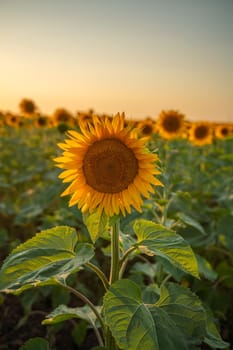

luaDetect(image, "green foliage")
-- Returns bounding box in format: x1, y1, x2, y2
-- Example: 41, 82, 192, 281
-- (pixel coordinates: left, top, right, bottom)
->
104, 279, 216, 350
0, 226, 94, 293
42, 304, 100, 327
83, 210, 110, 243
0, 127, 232, 348
19, 337, 50, 350
217, 214, 233, 253
133, 219, 199, 278
204, 307, 229, 349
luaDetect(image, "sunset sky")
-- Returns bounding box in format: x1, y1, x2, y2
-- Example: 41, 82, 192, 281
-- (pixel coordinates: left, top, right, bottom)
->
0, 0, 232, 121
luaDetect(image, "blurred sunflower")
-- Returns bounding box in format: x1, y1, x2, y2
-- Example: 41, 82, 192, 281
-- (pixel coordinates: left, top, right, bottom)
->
5, 113, 22, 128
214, 123, 232, 139
53, 108, 75, 127
55, 113, 162, 217
34, 115, 49, 128
189, 122, 213, 146
0, 112, 5, 127
156, 110, 185, 139
137, 118, 156, 137
19, 98, 37, 117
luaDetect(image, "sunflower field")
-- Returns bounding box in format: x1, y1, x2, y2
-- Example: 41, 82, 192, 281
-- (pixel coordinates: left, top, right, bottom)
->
0, 103, 233, 350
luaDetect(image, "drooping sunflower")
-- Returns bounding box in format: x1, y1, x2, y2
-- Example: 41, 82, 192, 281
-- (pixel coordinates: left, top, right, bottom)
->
137, 118, 156, 137
55, 113, 162, 217
156, 110, 185, 139
189, 122, 213, 146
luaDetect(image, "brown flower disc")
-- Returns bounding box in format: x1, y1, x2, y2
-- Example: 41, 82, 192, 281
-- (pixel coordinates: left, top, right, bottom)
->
162, 115, 181, 132
83, 138, 138, 193
194, 125, 208, 139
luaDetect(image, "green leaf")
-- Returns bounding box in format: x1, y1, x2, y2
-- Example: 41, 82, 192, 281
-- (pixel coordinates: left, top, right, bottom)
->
72, 321, 88, 347
155, 283, 206, 346
42, 304, 100, 327
131, 261, 157, 280
83, 210, 110, 243
19, 337, 50, 350
217, 214, 233, 252
0, 228, 8, 244
133, 220, 199, 278
104, 279, 189, 350
0, 226, 94, 293
103, 279, 159, 350
177, 213, 206, 235
196, 254, 218, 281
204, 307, 229, 349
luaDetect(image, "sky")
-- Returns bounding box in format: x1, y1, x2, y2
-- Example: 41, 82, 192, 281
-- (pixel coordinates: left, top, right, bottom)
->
0, 0, 232, 122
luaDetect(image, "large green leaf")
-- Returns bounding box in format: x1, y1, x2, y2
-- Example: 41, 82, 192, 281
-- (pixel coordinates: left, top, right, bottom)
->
104, 279, 190, 350
0, 226, 94, 293
155, 283, 206, 346
42, 304, 100, 327
104, 279, 159, 350
133, 220, 199, 278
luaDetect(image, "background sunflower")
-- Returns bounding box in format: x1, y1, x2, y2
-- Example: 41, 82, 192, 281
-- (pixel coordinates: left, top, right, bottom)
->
19, 98, 37, 117
52, 108, 76, 127
189, 122, 213, 145
137, 117, 156, 137
156, 109, 185, 139
214, 123, 232, 139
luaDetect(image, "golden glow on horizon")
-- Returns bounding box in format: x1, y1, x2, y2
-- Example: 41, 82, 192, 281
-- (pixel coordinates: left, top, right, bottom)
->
0, 1, 232, 122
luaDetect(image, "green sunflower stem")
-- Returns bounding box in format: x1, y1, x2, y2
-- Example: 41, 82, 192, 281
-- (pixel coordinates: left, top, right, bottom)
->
58, 282, 104, 347
106, 218, 120, 349
85, 262, 109, 290
109, 218, 120, 284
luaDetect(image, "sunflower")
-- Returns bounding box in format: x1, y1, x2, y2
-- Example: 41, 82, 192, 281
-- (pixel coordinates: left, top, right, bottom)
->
189, 122, 213, 146
137, 118, 156, 137
5, 113, 23, 128
52, 108, 75, 127
34, 114, 49, 128
55, 113, 162, 217
77, 110, 94, 130
214, 123, 232, 139
156, 110, 185, 139
19, 98, 37, 117
0, 111, 5, 126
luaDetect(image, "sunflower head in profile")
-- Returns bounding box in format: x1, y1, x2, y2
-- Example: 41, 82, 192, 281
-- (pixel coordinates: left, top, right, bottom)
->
137, 118, 156, 138
55, 113, 162, 217
19, 98, 37, 117
156, 110, 185, 139
189, 122, 213, 146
